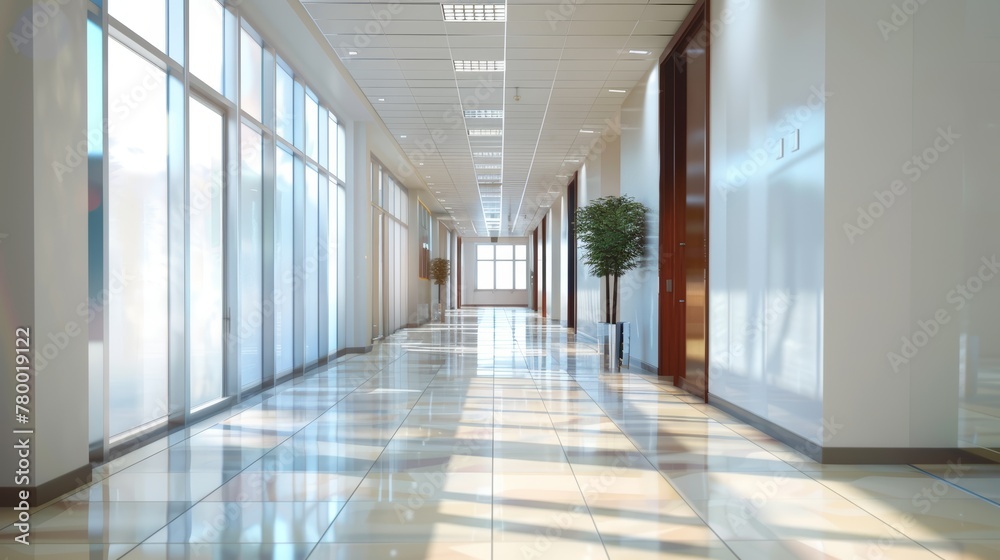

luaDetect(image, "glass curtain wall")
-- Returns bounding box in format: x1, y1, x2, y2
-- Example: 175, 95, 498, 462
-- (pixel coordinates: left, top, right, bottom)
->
275, 147, 295, 378
371, 159, 409, 339
107, 37, 170, 436
99, 0, 348, 445
304, 165, 320, 365
239, 124, 263, 390
189, 98, 225, 409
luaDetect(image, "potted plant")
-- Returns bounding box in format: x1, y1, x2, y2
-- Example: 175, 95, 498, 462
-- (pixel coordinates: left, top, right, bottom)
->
574, 195, 648, 370
429, 257, 452, 321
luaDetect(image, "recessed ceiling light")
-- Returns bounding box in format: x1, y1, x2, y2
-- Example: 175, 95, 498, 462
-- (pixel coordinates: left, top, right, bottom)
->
473, 151, 502, 158
348, 50, 358, 55
556, 174, 568, 178
608, 89, 627, 93
419, 163, 424, 166
565, 159, 580, 163
477, 174, 502, 182
454, 60, 505, 72
469, 129, 502, 136
378, 98, 385, 102
442, 4, 506, 21
580, 129, 595, 134
400, 135, 407, 138
425, 175, 432, 179
628, 49, 651, 55
435, 191, 442, 193
464, 109, 504, 119
475, 163, 501, 170
445, 207, 452, 209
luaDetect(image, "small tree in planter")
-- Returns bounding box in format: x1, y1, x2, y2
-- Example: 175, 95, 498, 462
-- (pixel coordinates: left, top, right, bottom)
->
429, 258, 452, 320
575, 195, 647, 368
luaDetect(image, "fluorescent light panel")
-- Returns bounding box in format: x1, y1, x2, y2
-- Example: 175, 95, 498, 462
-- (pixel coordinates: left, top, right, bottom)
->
442, 4, 506, 21
474, 151, 502, 158
454, 60, 505, 72
478, 174, 502, 182
469, 129, 502, 136
464, 109, 504, 119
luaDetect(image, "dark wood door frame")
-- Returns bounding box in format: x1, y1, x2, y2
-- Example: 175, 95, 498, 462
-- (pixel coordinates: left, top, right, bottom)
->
456, 237, 462, 309
566, 173, 578, 330
541, 216, 548, 318
530, 228, 539, 311
658, 0, 710, 401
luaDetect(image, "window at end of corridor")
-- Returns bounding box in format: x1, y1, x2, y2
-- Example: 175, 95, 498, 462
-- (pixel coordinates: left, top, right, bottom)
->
476, 243, 527, 291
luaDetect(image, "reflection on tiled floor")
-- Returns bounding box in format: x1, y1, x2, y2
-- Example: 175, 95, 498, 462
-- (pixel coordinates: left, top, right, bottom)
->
2, 308, 1000, 559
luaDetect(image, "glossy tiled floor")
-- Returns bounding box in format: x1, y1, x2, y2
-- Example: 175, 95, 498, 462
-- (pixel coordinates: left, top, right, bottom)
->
3, 308, 1000, 559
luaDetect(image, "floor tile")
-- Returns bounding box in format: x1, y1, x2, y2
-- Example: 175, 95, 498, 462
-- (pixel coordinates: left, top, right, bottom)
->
121, 543, 314, 559
691, 498, 907, 542
321, 500, 492, 543
925, 540, 1000, 560
0, 502, 187, 544
725, 539, 942, 560
29, 308, 1000, 559
492, 501, 601, 543
493, 539, 609, 560
308, 542, 491, 559
145, 501, 344, 544
601, 536, 739, 560
852, 497, 1000, 541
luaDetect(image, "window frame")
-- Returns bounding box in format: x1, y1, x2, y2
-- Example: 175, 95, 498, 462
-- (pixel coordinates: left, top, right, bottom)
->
475, 242, 528, 291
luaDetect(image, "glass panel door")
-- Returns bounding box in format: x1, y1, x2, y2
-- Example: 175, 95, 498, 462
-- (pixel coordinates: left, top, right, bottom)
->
328, 178, 338, 354
371, 208, 384, 340
274, 147, 295, 378
107, 38, 169, 436
189, 97, 225, 409
304, 166, 319, 364
239, 124, 263, 389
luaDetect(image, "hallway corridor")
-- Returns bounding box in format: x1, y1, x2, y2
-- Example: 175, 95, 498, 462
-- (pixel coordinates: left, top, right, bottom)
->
2, 309, 999, 559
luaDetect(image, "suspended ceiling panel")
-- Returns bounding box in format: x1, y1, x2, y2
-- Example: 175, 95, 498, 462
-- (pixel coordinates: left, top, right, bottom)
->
301, 0, 694, 236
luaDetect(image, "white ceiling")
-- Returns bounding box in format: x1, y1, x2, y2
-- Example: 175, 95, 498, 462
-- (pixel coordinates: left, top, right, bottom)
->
301, 0, 694, 236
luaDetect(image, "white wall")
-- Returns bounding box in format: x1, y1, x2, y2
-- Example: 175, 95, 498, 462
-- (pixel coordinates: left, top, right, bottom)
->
618, 65, 661, 370
710, 0, 1000, 451
577, 163, 604, 340
347, 123, 371, 349
461, 237, 530, 307
0, 0, 90, 492
823, 0, 995, 449
406, 194, 431, 327
545, 203, 565, 320
709, 0, 826, 443
577, 131, 624, 341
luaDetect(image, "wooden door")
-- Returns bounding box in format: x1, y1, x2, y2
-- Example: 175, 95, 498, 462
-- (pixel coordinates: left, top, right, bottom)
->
659, 0, 709, 401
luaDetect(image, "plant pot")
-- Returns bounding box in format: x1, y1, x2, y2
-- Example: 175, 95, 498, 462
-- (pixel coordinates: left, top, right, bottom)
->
600, 322, 629, 371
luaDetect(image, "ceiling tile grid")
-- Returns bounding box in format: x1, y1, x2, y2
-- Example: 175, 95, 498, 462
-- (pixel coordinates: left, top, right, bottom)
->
302, 0, 694, 236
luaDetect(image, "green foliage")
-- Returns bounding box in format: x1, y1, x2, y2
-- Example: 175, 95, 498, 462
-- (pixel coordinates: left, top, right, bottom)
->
574, 195, 648, 324
575, 195, 647, 280
429, 258, 451, 286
